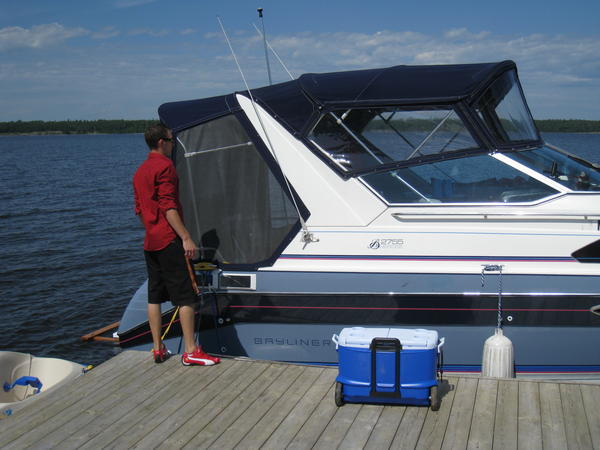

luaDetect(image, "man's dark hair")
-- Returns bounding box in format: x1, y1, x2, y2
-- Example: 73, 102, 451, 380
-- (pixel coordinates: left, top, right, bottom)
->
144, 122, 170, 149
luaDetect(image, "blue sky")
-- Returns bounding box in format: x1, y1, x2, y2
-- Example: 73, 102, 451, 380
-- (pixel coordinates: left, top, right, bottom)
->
1, 0, 599, 120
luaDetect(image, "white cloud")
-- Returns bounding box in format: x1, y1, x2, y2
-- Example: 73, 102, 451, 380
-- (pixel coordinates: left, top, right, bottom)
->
129, 28, 169, 37
92, 26, 120, 40
0, 23, 88, 51
1, 27, 599, 120
180, 29, 198, 36
113, 0, 157, 8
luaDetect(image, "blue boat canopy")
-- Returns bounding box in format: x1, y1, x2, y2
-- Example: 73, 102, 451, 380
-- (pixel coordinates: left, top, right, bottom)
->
159, 60, 517, 135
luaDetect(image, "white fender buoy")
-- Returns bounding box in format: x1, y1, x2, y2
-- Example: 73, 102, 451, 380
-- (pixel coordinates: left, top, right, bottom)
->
481, 328, 514, 378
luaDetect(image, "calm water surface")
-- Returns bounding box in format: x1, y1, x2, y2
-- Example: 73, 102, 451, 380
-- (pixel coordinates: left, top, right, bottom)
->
0, 132, 598, 366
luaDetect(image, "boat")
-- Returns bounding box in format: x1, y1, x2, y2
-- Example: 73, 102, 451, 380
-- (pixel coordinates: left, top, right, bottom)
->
1, 351, 85, 410
117, 60, 600, 378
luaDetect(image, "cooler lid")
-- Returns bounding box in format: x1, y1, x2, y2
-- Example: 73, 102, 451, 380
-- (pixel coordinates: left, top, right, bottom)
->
388, 328, 438, 350
336, 327, 438, 349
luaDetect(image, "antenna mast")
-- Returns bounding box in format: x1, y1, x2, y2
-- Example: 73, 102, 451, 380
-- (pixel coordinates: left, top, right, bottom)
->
257, 8, 273, 85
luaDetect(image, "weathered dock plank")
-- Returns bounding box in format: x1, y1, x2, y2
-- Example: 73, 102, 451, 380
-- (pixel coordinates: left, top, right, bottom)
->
560, 383, 593, 449
581, 384, 600, 450
2, 350, 154, 449
467, 378, 497, 450
134, 360, 269, 449
286, 383, 341, 449
338, 404, 383, 450
80, 356, 234, 449
2, 351, 599, 450
390, 405, 427, 450
517, 381, 542, 450
539, 382, 568, 450
195, 366, 304, 449
363, 405, 405, 449
492, 379, 519, 450
0, 350, 146, 448
442, 377, 478, 449
28, 355, 175, 450
176, 365, 286, 448
260, 369, 336, 449
239, 365, 325, 449
312, 401, 363, 449
415, 377, 458, 449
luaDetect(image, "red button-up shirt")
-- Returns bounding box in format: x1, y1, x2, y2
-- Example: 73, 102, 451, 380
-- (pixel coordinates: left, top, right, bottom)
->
133, 152, 183, 251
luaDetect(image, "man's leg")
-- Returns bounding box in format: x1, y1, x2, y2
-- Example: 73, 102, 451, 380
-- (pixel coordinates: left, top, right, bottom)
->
148, 303, 163, 351
179, 305, 196, 354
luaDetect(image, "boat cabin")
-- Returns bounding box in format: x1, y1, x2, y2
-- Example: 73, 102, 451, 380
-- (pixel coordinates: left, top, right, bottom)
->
158, 61, 600, 269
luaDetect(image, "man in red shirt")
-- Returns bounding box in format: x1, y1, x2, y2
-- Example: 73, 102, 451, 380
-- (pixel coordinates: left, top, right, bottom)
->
133, 123, 220, 366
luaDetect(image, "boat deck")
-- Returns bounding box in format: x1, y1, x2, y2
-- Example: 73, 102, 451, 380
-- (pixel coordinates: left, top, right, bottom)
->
1, 350, 599, 449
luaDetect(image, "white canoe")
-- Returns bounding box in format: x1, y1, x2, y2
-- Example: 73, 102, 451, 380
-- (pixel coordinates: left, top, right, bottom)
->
0, 351, 85, 409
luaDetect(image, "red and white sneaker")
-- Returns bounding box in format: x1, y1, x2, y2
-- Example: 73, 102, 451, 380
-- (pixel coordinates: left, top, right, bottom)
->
181, 346, 221, 366
152, 345, 171, 364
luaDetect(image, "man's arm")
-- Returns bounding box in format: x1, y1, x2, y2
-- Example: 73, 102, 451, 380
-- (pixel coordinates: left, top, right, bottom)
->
165, 209, 198, 259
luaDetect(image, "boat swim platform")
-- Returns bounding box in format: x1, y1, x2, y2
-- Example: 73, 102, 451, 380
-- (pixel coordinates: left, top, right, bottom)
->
1, 351, 599, 450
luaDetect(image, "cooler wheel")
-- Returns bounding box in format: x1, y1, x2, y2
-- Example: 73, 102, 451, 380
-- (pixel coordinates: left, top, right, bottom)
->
335, 381, 345, 407
430, 385, 439, 411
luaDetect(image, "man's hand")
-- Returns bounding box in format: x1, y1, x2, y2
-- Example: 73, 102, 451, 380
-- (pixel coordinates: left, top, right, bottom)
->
182, 236, 198, 260
165, 209, 198, 260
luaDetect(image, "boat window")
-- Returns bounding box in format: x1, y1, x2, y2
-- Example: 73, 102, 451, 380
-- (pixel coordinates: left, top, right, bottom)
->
507, 146, 600, 191
308, 107, 478, 173
361, 153, 559, 204
476, 70, 539, 145
174, 114, 301, 267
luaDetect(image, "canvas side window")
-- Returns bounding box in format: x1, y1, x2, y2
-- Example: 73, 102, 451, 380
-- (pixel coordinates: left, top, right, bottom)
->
175, 114, 300, 267
476, 70, 539, 145
308, 107, 478, 173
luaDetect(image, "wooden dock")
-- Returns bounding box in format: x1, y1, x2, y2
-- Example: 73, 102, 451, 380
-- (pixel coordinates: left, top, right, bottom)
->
1, 350, 599, 449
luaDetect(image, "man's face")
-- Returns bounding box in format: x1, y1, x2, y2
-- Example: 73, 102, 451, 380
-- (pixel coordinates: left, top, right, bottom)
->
159, 131, 174, 156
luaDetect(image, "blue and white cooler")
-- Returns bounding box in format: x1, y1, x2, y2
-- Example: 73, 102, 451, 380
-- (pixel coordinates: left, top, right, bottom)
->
332, 327, 444, 410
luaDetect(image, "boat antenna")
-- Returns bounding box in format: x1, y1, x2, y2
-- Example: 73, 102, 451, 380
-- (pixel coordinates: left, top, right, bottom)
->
217, 16, 316, 246
257, 8, 273, 85
252, 22, 295, 81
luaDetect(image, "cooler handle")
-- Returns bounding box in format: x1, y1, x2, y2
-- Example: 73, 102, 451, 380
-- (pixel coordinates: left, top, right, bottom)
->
370, 337, 402, 398
437, 337, 445, 354
331, 334, 339, 350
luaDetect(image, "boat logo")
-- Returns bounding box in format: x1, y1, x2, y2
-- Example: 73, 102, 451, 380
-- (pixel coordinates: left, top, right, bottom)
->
369, 238, 404, 249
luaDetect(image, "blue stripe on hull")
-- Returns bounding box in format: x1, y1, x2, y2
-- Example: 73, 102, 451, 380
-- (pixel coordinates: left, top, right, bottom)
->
253, 270, 600, 295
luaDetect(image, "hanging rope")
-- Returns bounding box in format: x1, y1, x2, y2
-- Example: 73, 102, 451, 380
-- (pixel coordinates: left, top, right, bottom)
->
481, 264, 504, 329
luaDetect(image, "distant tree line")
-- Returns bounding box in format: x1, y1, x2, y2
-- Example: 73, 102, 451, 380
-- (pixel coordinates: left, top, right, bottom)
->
0, 118, 599, 135
0, 120, 157, 135
534, 120, 600, 133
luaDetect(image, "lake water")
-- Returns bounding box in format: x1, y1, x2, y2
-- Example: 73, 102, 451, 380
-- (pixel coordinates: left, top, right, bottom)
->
0, 132, 599, 366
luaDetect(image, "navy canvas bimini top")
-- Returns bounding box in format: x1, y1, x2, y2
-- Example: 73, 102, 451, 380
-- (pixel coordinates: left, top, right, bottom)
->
159, 60, 516, 134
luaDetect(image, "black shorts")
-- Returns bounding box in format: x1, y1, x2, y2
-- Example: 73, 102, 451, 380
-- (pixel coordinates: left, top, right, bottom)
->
144, 238, 196, 306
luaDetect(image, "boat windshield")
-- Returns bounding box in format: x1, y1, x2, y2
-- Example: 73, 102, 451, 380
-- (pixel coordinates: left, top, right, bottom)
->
507, 146, 600, 191
475, 69, 539, 146
360, 153, 559, 204
308, 107, 479, 173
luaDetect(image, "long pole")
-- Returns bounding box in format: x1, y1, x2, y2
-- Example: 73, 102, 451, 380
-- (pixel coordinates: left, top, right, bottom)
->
257, 8, 272, 85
